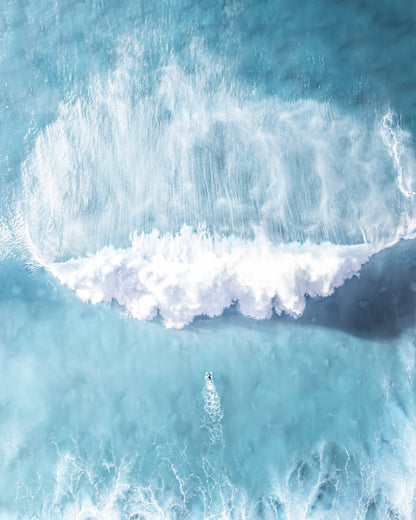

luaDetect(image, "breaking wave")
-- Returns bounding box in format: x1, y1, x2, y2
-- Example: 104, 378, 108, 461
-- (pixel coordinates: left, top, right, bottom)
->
18, 52, 416, 326
48, 226, 376, 328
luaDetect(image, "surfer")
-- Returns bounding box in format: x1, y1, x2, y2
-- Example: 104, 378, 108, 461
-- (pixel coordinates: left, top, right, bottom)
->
206, 372, 212, 381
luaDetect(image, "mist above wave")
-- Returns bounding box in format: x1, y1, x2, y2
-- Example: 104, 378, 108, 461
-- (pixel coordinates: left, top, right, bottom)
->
20, 47, 416, 263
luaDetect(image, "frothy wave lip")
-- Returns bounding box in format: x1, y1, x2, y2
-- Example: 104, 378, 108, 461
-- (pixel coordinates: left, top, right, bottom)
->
48, 227, 378, 329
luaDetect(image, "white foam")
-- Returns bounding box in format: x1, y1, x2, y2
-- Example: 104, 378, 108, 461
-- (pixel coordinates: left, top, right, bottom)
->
380, 112, 416, 198
203, 374, 224, 446
0, 219, 13, 260
20, 52, 416, 263
48, 227, 377, 329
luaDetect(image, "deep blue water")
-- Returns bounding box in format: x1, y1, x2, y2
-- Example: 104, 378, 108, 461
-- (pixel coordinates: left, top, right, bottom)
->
2, 1, 416, 518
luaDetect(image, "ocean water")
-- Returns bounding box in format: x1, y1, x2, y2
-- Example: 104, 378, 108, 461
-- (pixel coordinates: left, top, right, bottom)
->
2, 0, 416, 518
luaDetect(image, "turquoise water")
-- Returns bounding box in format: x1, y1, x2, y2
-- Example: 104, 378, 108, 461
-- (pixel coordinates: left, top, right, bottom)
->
2, 1, 416, 518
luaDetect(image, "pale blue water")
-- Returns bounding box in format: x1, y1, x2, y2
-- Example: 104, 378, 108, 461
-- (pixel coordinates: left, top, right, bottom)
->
2, 1, 416, 518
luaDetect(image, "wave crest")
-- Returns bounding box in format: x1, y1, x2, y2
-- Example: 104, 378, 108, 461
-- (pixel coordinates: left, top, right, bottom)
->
49, 227, 376, 328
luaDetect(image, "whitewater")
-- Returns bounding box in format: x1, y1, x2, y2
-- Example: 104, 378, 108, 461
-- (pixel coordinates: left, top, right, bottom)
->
48, 228, 374, 328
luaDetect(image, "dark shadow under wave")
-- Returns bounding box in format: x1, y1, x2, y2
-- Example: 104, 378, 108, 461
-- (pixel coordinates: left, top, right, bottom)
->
300, 238, 416, 340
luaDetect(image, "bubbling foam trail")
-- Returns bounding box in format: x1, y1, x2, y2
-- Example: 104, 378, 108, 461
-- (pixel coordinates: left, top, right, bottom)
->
48, 226, 377, 328
202, 373, 224, 446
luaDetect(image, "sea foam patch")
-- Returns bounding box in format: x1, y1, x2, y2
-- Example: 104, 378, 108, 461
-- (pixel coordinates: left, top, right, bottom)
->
49, 227, 376, 328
